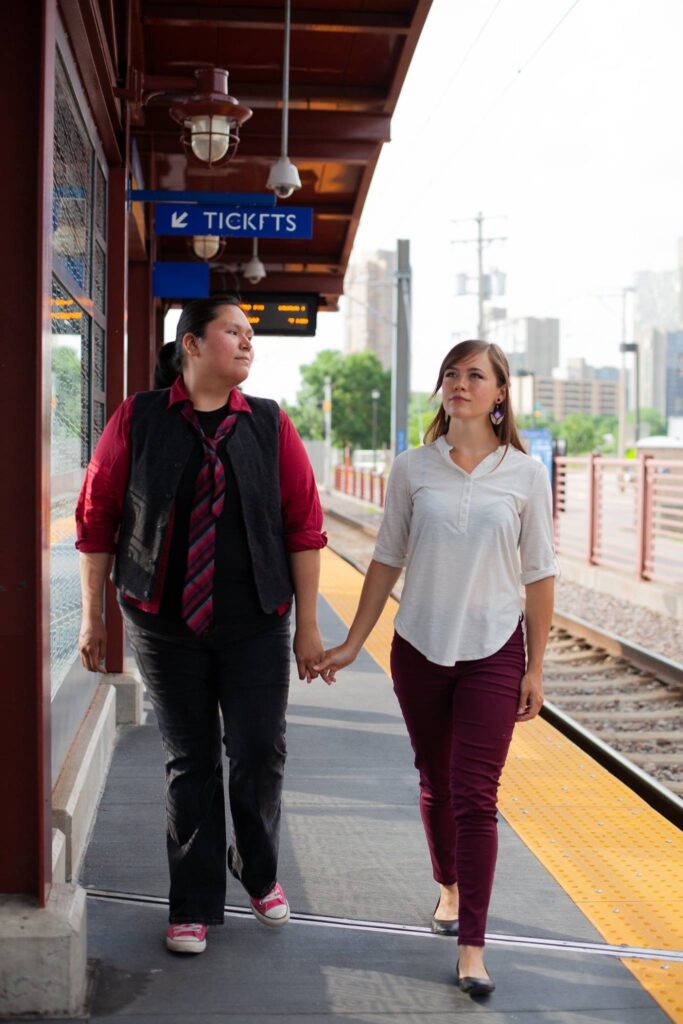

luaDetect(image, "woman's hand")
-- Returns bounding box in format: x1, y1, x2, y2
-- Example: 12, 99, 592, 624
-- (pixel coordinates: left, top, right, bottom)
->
516, 667, 544, 722
313, 641, 361, 685
293, 623, 325, 683
79, 614, 107, 673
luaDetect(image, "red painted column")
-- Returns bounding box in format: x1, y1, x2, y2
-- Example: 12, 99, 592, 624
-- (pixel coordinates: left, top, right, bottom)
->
105, 161, 129, 673
127, 260, 154, 394
0, 0, 56, 903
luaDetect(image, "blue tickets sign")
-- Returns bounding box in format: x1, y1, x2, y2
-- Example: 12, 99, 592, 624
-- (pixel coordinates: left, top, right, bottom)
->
154, 205, 313, 239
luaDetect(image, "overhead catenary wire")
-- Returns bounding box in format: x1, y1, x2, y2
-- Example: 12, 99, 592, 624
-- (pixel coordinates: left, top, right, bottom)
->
414, 0, 505, 141
405, 0, 586, 229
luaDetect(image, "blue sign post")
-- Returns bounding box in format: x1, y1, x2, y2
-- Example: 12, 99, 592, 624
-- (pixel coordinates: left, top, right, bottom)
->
152, 262, 209, 299
520, 428, 554, 480
155, 205, 313, 239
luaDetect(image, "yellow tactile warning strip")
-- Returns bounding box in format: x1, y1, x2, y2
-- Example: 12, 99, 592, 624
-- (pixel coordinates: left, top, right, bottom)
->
50, 514, 76, 546
319, 547, 683, 1024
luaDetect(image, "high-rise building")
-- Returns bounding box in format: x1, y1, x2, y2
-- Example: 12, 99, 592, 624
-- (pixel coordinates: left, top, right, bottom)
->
666, 331, 683, 418
488, 316, 560, 377
634, 270, 680, 333
343, 250, 396, 370
511, 374, 617, 418
639, 329, 668, 417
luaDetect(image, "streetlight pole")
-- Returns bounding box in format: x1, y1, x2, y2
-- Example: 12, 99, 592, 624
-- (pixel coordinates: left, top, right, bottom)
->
618, 285, 635, 457
371, 389, 380, 472
323, 375, 332, 491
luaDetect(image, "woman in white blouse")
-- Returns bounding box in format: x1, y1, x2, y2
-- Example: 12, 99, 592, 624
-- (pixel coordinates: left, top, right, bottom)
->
316, 340, 557, 997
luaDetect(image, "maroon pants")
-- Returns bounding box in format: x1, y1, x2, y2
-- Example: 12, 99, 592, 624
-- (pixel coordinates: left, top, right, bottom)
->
390, 620, 526, 947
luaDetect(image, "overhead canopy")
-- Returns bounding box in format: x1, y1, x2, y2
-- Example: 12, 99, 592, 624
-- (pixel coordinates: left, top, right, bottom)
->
130, 0, 432, 310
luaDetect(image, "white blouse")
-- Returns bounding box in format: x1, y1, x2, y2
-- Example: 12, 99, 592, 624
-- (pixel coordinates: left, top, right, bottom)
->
373, 436, 558, 665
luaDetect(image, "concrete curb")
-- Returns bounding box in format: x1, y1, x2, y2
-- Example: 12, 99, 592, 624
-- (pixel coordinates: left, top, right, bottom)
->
52, 683, 117, 881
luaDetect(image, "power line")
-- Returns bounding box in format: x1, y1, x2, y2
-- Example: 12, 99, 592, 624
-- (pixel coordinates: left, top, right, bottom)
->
416, 0, 505, 139
406, 0, 585, 228
483, 0, 584, 116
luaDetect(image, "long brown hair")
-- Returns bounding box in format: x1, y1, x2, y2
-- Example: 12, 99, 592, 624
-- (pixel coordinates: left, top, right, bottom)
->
423, 339, 525, 454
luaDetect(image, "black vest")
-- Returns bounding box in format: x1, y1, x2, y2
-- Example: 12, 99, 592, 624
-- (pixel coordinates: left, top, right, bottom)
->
113, 389, 293, 612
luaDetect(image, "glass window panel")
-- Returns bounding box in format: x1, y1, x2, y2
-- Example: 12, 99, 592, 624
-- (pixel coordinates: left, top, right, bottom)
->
93, 322, 105, 392
50, 277, 89, 697
93, 400, 105, 445
53, 52, 93, 293
95, 162, 107, 239
93, 243, 106, 313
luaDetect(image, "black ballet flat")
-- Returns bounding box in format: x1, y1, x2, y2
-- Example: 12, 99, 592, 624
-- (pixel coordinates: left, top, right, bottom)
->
431, 899, 459, 936
455, 959, 496, 997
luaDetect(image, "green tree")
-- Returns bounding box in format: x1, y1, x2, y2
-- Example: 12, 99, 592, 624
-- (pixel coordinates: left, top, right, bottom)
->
557, 413, 599, 454
51, 346, 82, 438
409, 391, 440, 446
629, 406, 667, 438
283, 349, 390, 449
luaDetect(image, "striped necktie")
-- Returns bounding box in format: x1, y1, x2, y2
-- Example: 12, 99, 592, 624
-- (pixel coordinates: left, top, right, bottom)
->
181, 406, 238, 634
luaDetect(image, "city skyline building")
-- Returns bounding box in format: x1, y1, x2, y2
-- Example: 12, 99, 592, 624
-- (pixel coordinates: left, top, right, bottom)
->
343, 249, 396, 371
511, 373, 618, 419
488, 316, 560, 377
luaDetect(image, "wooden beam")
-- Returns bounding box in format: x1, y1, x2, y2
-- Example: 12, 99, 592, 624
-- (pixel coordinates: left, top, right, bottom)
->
211, 271, 344, 295
141, 5, 411, 34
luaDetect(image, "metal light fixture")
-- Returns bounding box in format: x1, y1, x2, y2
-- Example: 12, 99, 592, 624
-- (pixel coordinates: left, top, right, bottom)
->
267, 0, 301, 198
243, 239, 266, 284
169, 68, 252, 167
192, 235, 223, 260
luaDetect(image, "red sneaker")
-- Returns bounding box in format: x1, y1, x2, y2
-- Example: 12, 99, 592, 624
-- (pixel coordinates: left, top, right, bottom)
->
249, 883, 290, 927
166, 923, 207, 953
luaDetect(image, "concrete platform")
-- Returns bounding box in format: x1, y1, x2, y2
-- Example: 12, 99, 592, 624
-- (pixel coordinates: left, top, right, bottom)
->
21, 597, 670, 1023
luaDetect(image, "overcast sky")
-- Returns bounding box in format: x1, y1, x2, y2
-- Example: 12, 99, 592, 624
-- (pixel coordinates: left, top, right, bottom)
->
169, 0, 683, 402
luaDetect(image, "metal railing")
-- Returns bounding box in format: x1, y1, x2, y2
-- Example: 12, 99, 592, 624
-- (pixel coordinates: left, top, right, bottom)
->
554, 455, 683, 586
333, 455, 683, 587
333, 465, 386, 507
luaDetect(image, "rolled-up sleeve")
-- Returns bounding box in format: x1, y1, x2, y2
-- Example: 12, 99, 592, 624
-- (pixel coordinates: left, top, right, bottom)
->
278, 409, 327, 552
75, 396, 134, 553
519, 465, 559, 585
372, 452, 412, 568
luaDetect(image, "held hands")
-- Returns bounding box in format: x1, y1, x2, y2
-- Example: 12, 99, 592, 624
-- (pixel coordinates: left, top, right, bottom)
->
313, 640, 361, 685
293, 623, 325, 683
79, 614, 107, 673
516, 667, 544, 722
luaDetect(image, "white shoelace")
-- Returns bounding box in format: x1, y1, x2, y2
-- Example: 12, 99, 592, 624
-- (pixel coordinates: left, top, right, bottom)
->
171, 923, 205, 936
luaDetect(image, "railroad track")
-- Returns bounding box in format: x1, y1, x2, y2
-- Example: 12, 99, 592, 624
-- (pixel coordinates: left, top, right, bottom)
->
323, 510, 683, 826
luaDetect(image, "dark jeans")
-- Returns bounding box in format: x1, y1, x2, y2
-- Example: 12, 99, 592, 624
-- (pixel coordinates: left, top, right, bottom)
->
390, 620, 526, 947
126, 614, 291, 925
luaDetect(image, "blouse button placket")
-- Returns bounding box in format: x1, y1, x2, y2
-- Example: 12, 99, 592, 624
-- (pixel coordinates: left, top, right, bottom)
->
460, 478, 473, 530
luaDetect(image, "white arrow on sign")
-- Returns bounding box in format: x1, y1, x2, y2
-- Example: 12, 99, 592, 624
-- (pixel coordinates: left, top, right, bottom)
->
171, 210, 189, 229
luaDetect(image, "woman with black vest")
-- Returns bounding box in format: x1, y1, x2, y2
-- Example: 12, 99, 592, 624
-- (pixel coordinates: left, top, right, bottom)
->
76, 296, 327, 954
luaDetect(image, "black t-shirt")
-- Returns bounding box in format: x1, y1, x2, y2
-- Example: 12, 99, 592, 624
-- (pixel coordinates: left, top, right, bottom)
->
121, 401, 281, 640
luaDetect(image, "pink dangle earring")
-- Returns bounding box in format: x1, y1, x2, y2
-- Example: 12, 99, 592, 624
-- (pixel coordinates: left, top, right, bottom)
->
490, 402, 504, 426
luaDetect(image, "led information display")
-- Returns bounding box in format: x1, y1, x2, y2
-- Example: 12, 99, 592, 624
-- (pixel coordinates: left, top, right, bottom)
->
239, 294, 318, 336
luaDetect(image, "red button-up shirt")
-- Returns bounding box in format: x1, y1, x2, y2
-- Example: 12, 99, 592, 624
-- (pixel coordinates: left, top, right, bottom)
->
75, 377, 327, 614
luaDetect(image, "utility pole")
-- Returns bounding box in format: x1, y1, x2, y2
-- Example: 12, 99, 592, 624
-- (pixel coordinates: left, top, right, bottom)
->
323, 375, 332, 490
477, 212, 485, 339
392, 239, 411, 456
618, 285, 635, 458
452, 212, 507, 339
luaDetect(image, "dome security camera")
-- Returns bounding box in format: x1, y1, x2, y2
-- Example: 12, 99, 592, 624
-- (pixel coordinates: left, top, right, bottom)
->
243, 254, 266, 285
267, 156, 301, 199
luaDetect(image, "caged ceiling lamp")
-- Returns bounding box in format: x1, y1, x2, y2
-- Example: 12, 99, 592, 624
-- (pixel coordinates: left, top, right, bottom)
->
191, 235, 224, 260
168, 68, 253, 167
